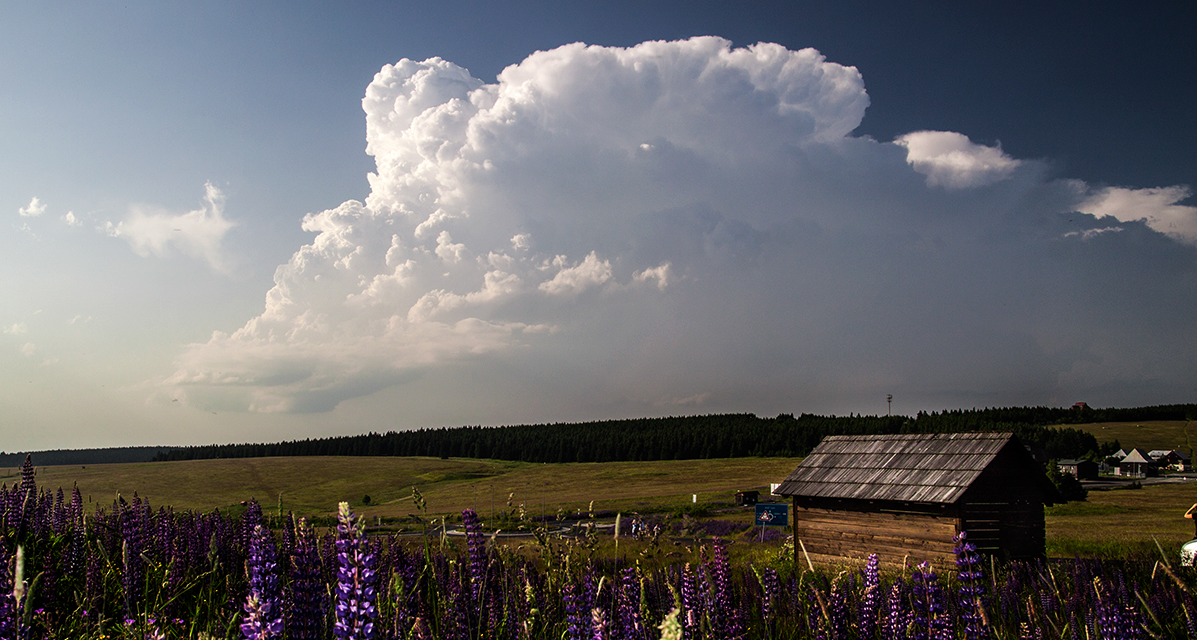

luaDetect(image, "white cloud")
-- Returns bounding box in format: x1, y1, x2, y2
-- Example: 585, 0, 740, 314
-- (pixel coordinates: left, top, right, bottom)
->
1063, 226, 1124, 241
108, 182, 237, 272
894, 130, 1021, 189
19, 343, 36, 357
18, 197, 46, 217
1077, 186, 1197, 245
165, 37, 1197, 418
632, 263, 671, 290
3, 323, 28, 335
435, 231, 467, 263
63, 211, 81, 227
538, 252, 612, 296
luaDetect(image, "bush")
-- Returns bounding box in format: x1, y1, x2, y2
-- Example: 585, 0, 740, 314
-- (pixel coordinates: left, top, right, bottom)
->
1047, 460, 1088, 502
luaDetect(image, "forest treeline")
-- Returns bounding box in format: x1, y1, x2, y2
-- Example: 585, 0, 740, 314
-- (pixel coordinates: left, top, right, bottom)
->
152, 404, 1196, 464
0, 446, 174, 468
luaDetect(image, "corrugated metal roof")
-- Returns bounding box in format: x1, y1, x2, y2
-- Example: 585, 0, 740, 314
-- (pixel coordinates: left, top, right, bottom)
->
774, 432, 1014, 504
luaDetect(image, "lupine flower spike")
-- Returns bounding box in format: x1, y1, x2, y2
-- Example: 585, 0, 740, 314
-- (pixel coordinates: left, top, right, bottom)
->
333, 502, 378, 640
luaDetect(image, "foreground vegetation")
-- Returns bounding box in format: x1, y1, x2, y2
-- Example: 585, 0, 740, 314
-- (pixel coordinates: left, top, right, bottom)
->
5, 413, 1197, 639
4, 453, 1197, 640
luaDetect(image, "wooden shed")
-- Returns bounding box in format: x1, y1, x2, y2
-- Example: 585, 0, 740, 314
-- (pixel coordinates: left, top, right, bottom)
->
1057, 458, 1098, 480
774, 432, 1057, 568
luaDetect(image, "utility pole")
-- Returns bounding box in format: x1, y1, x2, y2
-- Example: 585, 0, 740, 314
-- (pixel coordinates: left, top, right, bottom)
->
887, 394, 893, 416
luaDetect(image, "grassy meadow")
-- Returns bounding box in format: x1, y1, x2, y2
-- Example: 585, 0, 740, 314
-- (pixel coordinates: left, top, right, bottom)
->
1061, 419, 1196, 456
8, 446, 1197, 558
5, 455, 803, 522
1046, 481, 1197, 556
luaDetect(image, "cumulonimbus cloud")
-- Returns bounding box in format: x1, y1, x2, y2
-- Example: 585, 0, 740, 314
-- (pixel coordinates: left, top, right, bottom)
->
165, 37, 1197, 417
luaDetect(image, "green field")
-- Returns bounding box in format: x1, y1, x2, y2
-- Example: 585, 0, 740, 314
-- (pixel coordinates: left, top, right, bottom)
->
11, 436, 1197, 558
8, 456, 802, 522
1063, 419, 1196, 456
1046, 481, 1197, 556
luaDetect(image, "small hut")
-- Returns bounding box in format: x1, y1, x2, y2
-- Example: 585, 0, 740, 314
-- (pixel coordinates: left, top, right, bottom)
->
734, 490, 760, 506
1057, 458, 1098, 480
774, 432, 1057, 568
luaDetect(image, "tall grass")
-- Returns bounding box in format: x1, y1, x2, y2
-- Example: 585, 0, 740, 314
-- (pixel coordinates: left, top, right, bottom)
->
3, 455, 1197, 639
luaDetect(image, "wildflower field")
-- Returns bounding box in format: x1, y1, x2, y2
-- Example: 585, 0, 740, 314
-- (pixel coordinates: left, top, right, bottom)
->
3, 456, 1197, 639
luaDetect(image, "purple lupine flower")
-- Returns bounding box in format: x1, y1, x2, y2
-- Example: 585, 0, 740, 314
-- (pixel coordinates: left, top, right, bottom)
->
760, 566, 780, 623
83, 548, 103, 626
911, 561, 951, 640
954, 532, 988, 640
18, 456, 35, 498
8, 455, 37, 536
320, 529, 337, 586
442, 561, 469, 640
461, 509, 487, 605
680, 563, 698, 640
1093, 576, 1146, 640
285, 517, 324, 640
615, 566, 642, 640
280, 514, 295, 563
120, 495, 146, 617
707, 539, 737, 638
591, 607, 609, 640
820, 580, 850, 640
69, 484, 83, 525
564, 578, 587, 640
241, 500, 264, 551
859, 554, 881, 639
67, 485, 86, 573
333, 502, 377, 640
883, 579, 911, 640
385, 539, 418, 637
243, 524, 282, 640
0, 543, 17, 639
52, 487, 65, 534
241, 594, 285, 640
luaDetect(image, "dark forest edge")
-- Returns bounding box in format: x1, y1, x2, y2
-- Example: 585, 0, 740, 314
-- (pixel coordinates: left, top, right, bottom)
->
146, 403, 1197, 464
4, 404, 1192, 468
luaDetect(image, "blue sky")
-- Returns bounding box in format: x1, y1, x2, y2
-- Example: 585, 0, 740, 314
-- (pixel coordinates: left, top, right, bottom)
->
2, 1, 1194, 450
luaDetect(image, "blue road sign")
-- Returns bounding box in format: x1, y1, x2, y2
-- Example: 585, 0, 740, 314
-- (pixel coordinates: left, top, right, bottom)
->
754, 503, 788, 527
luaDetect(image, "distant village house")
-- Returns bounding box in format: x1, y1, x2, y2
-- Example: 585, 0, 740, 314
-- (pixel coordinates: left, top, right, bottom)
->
1057, 458, 1098, 480
1117, 448, 1158, 478
1149, 450, 1191, 471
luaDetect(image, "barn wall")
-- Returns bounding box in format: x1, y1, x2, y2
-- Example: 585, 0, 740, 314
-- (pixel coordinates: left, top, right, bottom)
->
793, 503, 959, 568
959, 500, 1045, 559
959, 442, 1050, 559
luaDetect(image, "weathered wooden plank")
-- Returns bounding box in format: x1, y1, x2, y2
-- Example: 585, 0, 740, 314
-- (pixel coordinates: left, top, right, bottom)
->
799, 521, 948, 540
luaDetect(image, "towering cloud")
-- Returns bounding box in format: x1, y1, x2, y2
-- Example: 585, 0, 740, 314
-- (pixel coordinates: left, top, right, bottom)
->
166, 37, 1197, 418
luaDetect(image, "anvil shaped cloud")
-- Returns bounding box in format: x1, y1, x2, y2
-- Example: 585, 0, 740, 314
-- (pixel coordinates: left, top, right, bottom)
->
166, 37, 1197, 416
